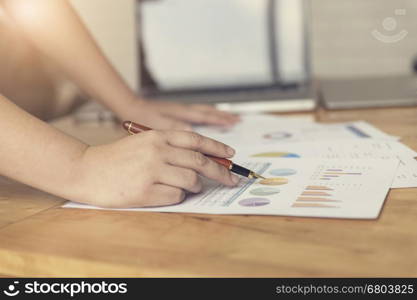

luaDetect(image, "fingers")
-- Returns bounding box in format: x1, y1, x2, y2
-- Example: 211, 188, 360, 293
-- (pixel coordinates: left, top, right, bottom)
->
164, 148, 239, 187
142, 184, 185, 207
161, 131, 235, 158
164, 104, 240, 126
190, 104, 241, 124
157, 165, 203, 193
139, 131, 238, 190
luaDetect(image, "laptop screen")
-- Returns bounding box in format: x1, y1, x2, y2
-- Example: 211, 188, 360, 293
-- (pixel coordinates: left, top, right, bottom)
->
138, 0, 309, 93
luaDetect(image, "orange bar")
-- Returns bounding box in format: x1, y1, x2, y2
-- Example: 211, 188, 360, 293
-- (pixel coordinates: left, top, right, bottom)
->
305, 186, 333, 191
301, 191, 332, 196
297, 197, 339, 202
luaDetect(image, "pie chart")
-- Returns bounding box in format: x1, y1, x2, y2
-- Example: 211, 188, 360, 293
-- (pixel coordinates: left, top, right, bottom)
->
269, 168, 297, 176
259, 177, 289, 186
250, 187, 280, 196
238, 198, 271, 207
252, 152, 300, 158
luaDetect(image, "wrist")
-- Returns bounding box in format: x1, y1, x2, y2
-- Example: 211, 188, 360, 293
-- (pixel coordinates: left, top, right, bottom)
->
63, 144, 97, 204
69, 144, 116, 207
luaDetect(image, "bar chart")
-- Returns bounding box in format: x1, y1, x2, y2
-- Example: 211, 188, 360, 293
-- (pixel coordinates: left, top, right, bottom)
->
292, 185, 340, 209
320, 168, 363, 180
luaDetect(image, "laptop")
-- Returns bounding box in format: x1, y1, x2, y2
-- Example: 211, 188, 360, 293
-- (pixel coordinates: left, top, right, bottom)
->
136, 0, 316, 113
320, 75, 417, 109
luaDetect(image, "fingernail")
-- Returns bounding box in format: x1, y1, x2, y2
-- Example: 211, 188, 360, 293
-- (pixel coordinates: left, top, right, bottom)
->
232, 175, 240, 185
227, 146, 235, 156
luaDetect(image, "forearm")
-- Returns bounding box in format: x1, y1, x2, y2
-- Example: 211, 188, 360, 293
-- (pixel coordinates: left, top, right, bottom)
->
0, 95, 88, 200
2, 0, 138, 115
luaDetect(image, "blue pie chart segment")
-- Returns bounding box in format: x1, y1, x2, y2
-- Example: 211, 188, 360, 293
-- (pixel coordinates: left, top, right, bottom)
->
284, 153, 300, 158
269, 168, 297, 176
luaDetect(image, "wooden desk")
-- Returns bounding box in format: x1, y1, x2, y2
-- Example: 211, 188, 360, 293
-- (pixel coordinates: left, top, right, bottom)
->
0, 107, 416, 277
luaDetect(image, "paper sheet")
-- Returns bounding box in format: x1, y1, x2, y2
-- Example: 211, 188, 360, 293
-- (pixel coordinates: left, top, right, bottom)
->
196, 114, 416, 188
234, 139, 417, 189
64, 158, 399, 219
195, 115, 397, 149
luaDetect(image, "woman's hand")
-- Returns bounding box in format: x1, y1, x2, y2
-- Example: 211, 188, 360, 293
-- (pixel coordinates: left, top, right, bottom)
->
75, 130, 239, 208
114, 99, 240, 131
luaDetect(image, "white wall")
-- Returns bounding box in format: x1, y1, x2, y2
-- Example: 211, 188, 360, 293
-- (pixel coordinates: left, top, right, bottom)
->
70, 0, 138, 90
311, 0, 417, 78
71, 0, 417, 83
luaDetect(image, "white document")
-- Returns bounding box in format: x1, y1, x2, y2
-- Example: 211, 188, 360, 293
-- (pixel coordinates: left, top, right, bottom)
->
234, 139, 417, 189
195, 115, 397, 149
197, 115, 415, 188
392, 155, 417, 188
64, 158, 399, 219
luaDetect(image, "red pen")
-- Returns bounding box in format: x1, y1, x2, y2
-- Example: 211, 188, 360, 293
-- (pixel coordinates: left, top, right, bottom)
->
122, 121, 265, 180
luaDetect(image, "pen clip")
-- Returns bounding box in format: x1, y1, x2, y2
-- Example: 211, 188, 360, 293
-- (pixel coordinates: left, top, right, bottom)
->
127, 122, 135, 135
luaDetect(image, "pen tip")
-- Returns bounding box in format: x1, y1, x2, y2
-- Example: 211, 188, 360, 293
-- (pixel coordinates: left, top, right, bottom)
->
250, 172, 266, 180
